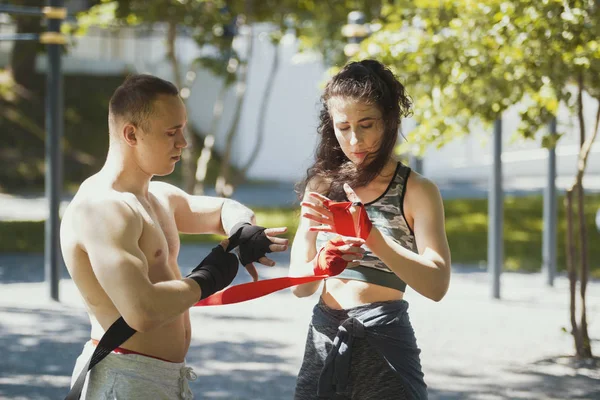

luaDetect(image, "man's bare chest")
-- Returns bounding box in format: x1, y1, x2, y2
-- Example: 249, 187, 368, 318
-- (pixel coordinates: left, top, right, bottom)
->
137, 196, 181, 282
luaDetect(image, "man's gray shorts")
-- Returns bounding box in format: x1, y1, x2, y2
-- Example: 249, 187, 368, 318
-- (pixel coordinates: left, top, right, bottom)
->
70, 341, 197, 399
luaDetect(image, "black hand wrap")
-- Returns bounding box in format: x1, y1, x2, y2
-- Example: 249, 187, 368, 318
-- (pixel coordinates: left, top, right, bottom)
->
227, 222, 272, 266
187, 245, 239, 300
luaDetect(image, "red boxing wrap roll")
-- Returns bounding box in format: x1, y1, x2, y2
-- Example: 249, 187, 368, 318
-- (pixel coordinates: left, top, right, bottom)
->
322, 200, 372, 240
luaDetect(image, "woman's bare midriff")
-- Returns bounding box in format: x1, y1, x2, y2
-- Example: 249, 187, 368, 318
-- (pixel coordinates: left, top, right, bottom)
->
321, 278, 404, 310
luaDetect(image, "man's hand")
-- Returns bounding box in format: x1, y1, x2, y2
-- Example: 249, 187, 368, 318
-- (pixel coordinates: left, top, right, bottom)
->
228, 223, 289, 281
187, 239, 239, 300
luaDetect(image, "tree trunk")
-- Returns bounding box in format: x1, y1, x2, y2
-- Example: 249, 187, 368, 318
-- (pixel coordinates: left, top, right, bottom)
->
195, 83, 229, 195
575, 102, 600, 359
566, 77, 598, 359
241, 38, 280, 175
167, 20, 198, 194
565, 188, 582, 356
575, 180, 592, 358
215, 25, 254, 197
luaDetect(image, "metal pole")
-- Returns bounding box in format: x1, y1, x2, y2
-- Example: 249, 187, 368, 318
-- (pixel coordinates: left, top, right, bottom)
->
542, 117, 557, 286
44, 0, 64, 301
489, 118, 503, 299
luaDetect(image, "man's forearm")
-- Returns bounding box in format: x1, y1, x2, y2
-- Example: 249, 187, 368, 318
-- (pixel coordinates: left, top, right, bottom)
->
144, 279, 201, 330
221, 199, 256, 235
124, 279, 201, 332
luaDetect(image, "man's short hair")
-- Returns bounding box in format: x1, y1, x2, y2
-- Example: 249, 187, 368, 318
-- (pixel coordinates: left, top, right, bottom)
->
109, 74, 179, 131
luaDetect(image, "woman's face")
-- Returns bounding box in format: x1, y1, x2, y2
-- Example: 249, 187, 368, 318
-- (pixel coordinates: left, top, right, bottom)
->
328, 97, 384, 166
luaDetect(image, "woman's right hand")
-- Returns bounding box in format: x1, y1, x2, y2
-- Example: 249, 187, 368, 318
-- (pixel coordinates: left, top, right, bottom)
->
313, 236, 366, 276
301, 192, 337, 233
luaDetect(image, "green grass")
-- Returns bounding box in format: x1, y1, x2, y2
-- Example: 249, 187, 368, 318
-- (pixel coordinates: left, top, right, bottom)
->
2, 194, 599, 277
445, 194, 600, 276
0, 221, 46, 253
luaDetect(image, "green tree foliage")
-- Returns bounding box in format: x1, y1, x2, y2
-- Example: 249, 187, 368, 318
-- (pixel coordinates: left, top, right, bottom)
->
348, 0, 600, 154
353, 0, 600, 359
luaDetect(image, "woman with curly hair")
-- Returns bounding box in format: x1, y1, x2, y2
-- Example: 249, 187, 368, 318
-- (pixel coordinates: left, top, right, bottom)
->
290, 59, 451, 399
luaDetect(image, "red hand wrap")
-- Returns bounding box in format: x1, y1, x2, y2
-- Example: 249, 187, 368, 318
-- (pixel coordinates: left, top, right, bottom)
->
194, 275, 325, 306
322, 200, 372, 240
313, 238, 348, 277
193, 201, 371, 307
194, 237, 360, 307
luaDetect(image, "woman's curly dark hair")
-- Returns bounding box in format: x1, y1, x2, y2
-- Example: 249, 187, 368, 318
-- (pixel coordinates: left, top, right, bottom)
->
296, 59, 413, 201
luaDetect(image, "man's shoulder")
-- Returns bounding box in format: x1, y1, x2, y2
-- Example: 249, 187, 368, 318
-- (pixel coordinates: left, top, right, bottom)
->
149, 180, 189, 210
149, 180, 186, 197
64, 185, 140, 229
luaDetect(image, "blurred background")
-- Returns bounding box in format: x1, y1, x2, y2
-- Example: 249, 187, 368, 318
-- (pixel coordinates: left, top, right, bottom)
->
0, 0, 599, 399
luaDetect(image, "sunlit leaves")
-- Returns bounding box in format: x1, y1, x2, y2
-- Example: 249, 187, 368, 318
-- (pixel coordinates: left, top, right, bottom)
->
69, 0, 600, 154
349, 0, 600, 153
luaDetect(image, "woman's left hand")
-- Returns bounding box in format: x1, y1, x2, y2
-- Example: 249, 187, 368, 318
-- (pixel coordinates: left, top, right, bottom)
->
301, 183, 370, 238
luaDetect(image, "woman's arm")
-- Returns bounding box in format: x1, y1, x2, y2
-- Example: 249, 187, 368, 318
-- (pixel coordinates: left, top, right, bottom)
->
289, 185, 364, 297
366, 174, 451, 301
289, 188, 326, 297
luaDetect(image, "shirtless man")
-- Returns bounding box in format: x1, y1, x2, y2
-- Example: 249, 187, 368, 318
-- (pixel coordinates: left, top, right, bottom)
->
60, 74, 288, 399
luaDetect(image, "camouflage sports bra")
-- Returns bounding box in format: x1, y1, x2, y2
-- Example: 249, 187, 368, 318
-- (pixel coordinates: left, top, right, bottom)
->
315, 162, 416, 292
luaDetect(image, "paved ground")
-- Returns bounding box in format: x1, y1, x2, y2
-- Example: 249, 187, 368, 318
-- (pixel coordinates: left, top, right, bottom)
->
0, 245, 599, 399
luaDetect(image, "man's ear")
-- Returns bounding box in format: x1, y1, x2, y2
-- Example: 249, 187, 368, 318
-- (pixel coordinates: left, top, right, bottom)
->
122, 123, 138, 146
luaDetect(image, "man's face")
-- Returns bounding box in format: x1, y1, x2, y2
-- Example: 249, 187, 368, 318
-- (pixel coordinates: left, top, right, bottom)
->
135, 95, 188, 176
